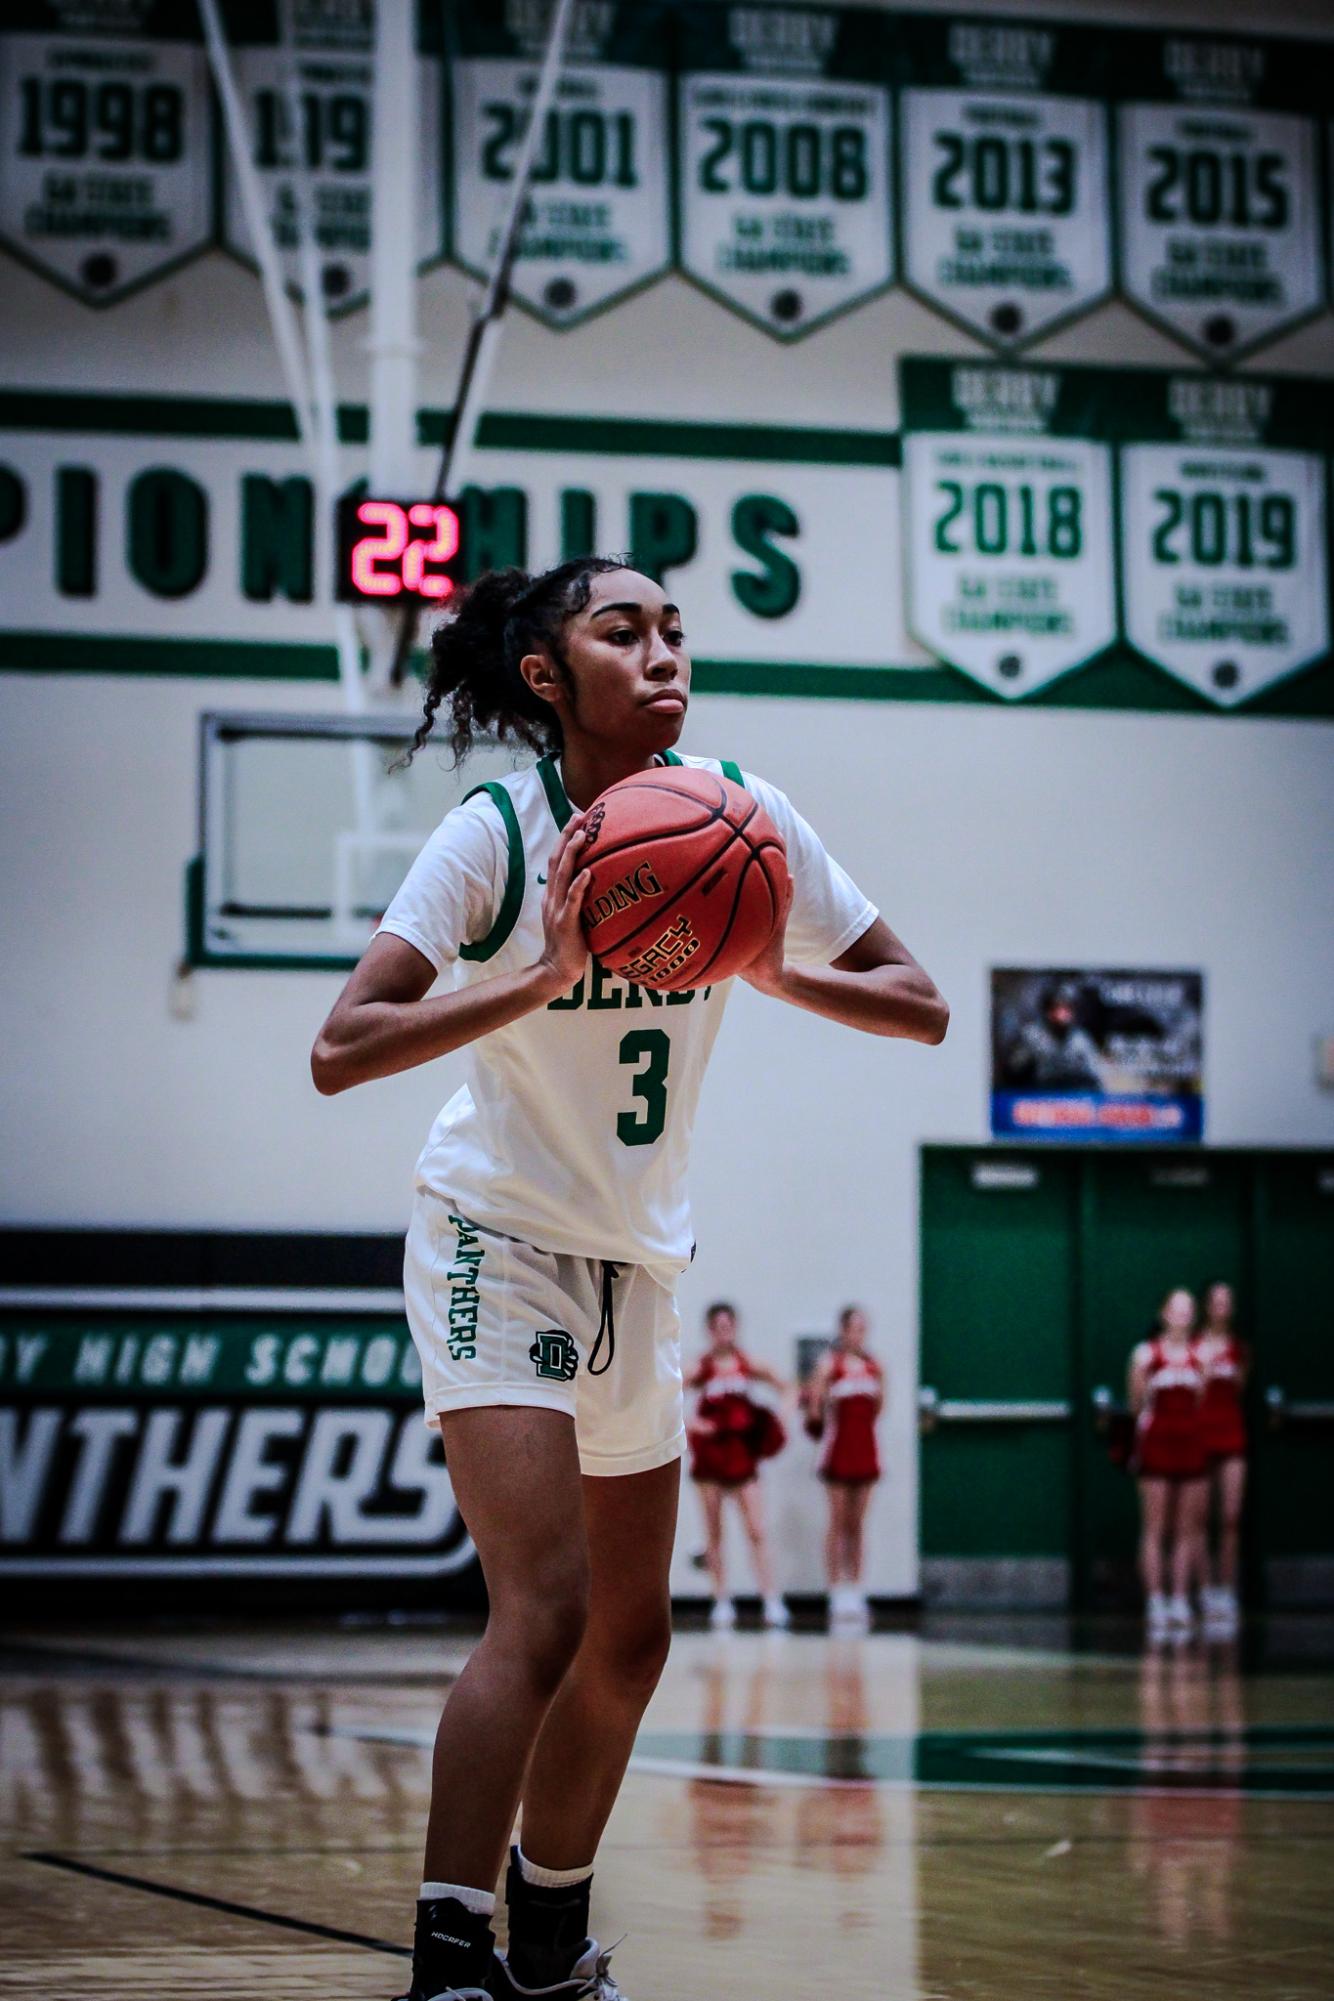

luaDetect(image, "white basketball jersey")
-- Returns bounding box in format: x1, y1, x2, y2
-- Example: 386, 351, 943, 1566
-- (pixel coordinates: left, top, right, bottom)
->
377, 752, 875, 1273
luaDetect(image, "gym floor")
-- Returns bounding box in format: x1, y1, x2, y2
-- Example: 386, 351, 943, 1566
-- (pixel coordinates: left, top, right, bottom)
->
2, 1613, 1331, 1999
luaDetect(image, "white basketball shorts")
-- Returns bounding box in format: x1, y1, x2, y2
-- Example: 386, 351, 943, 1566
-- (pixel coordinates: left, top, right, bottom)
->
403, 1188, 686, 1479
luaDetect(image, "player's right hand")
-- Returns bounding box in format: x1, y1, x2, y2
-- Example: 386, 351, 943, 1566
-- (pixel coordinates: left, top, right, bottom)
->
537, 811, 592, 995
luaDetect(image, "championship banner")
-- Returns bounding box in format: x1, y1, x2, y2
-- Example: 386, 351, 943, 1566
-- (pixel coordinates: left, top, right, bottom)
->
896, 14, 1111, 349
1117, 373, 1331, 708
446, 0, 672, 329
1113, 28, 1326, 362
0, 0, 215, 307
899, 357, 1117, 700
220, 0, 445, 315
675, 1, 895, 339
991, 968, 1204, 1143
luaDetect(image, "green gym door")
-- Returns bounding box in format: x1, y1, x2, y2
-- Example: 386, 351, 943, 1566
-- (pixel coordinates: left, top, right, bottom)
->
919, 1145, 1334, 1610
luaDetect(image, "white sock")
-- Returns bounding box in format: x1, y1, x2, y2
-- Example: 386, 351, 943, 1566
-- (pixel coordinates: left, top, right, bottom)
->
419, 1881, 496, 1916
516, 1845, 593, 1891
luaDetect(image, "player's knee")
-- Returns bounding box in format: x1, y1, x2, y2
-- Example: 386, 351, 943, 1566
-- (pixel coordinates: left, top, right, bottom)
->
598, 1603, 672, 1701
494, 1563, 589, 1692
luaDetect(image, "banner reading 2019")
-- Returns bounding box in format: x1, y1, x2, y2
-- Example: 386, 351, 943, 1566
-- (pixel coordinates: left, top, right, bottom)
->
899, 357, 1334, 711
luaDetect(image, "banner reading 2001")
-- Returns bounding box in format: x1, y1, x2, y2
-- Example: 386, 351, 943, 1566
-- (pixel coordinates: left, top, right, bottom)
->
675, 3, 895, 339
448, 0, 672, 328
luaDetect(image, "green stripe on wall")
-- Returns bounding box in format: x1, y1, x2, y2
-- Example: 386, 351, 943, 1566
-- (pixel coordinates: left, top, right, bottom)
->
4, 633, 1332, 715
0, 390, 899, 467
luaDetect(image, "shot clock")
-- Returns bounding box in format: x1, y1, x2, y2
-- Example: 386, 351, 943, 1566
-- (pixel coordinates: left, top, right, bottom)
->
335, 496, 464, 604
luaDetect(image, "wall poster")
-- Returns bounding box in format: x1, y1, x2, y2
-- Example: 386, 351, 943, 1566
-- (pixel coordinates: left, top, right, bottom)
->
991, 969, 1205, 1142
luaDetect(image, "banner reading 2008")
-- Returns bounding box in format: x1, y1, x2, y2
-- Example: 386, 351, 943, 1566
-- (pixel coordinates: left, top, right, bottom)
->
0, 0, 214, 306
1114, 29, 1325, 362
675, 2, 895, 339
448, 0, 672, 328
900, 359, 1117, 700
897, 15, 1111, 348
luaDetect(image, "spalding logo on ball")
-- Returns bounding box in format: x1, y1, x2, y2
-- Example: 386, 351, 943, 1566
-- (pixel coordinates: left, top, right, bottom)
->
579, 767, 787, 992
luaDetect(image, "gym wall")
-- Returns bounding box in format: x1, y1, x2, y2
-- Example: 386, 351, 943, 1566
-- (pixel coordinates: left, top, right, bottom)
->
2, 0, 1332, 1599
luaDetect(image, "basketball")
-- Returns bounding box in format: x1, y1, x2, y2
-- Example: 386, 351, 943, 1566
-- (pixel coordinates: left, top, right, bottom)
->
578, 767, 787, 991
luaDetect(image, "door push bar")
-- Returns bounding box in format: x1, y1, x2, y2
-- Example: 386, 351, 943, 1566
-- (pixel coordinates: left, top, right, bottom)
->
1264, 1387, 1334, 1431
918, 1387, 1072, 1434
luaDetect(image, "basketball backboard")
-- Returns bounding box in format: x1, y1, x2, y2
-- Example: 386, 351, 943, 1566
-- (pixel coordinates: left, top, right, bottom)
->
187, 711, 516, 970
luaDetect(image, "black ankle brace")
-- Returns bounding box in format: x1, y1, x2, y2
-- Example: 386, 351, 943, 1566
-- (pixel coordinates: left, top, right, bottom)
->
504, 1850, 592, 1987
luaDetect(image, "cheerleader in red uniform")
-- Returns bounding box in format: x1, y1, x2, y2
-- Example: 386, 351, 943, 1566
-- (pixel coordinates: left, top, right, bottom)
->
807, 1305, 883, 1629
686, 1302, 790, 1629
1193, 1280, 1250, 1633
1128, 1287, 1209, 1636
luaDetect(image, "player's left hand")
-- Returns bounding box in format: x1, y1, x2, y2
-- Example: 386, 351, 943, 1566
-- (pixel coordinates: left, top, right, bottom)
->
738, 867, 793, 995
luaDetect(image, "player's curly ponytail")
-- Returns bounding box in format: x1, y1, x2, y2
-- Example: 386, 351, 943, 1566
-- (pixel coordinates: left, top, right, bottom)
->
404, 554, 628, 764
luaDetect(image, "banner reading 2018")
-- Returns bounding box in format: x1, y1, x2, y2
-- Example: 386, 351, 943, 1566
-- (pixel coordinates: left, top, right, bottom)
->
1114, 29, 1326, 362
897, 15, 1111, 349
448, 0, 672, 328
900, 356, 1334, 711
675, 2, 895, 339
900, 359, 1117, 700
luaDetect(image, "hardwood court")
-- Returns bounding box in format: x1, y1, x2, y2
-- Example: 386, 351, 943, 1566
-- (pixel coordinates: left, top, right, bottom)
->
2, 1616, 1332, 1999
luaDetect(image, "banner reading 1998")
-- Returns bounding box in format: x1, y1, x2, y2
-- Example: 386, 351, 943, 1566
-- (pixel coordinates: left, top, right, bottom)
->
675, 2, 895, 339
221, 0, 444, 315
897, 15, 1110, 348
0, 0, 214, 306
899, 358, 1117, 700
448, 0, 672, 329
1114, 28, 1326, 362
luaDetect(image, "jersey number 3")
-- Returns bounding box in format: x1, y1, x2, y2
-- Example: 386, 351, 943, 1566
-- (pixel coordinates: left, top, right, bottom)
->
617, 1029, 670, 1147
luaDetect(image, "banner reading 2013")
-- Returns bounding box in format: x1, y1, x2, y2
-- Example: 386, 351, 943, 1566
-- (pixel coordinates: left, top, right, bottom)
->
1118, 374, 1330, 707
675, 2, 894, 339
221, 0, 445, 315
900, 360, 1117, 700
448, 0, 672, 328
1114, 29, 1325, 362
897, 15, 1111, 349
0, 0, 214, 306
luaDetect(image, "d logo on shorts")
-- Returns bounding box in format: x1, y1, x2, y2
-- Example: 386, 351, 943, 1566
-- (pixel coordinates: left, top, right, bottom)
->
530, 1330, 579, 1383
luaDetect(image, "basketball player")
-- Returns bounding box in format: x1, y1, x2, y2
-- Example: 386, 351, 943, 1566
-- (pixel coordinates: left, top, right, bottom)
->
311, 557, 949, 2001
808, 1304, 883, 1628
1192, 1280, 1249, 1633
1128, 1288, 1209, 1638
685, 1300, 790, 1629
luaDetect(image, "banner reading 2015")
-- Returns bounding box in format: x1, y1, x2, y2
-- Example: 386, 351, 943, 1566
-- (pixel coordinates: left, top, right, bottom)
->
448, 0, 672, 328
675, 2, 894, 339
897, 15, 1111, 348
900, 359, 1117, 700
0, 0, 214, 306
1114, 29, 1326, 362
